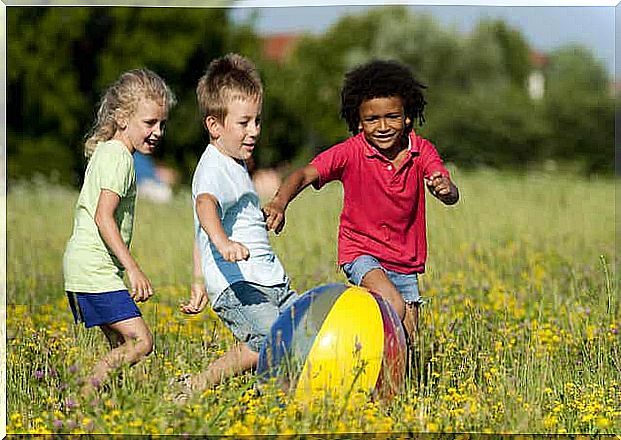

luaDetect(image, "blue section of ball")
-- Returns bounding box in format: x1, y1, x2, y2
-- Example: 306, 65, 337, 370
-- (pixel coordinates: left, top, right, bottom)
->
257, 283, 348, 384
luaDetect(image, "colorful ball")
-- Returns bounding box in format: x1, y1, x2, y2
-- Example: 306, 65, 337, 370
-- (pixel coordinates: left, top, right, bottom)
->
257, 283, 407, 401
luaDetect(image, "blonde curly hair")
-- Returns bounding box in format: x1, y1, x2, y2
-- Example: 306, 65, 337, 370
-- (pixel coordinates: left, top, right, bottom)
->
84, 68, 176, 158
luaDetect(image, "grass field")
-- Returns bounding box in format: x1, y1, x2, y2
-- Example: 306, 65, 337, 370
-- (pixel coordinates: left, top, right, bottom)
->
6, 169, 619, 435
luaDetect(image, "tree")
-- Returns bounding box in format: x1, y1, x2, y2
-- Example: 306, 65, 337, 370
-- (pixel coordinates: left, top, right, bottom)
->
485, 19, 531, 88
8, 6, 255, 185
424, 85, 549, 168
7, 7, 92, 185
8, 6, 613, 183
542, 45, 614, 173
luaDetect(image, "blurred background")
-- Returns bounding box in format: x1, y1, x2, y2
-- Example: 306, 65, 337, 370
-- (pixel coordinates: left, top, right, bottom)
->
6, 3, 616, 195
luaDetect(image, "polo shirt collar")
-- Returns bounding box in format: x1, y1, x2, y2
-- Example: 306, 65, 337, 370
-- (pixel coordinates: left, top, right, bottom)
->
362, 131, 420, 159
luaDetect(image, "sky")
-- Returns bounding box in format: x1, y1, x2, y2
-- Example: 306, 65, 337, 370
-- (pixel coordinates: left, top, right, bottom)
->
230, 2, 616, 74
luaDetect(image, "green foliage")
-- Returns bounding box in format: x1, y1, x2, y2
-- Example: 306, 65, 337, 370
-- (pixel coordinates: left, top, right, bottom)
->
7, 7, 92, 184
481, 19, 532, 87
542, 45, 614, 173
7, 6, 615, 185
423, 85, 550, 168
546, 45, 610, 94
7, 132, 77, 185
7, 6, 239, 185
259, 6, 613, 174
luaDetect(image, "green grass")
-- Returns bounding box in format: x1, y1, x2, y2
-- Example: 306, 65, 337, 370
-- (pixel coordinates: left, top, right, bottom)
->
6, 169, 619, 434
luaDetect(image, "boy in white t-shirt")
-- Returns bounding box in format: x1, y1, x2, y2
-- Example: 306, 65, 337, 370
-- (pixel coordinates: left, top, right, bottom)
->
178, 53, 298, 397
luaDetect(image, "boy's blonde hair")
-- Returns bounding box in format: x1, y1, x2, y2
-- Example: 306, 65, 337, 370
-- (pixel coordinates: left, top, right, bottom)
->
196, 53, 263, 124
84, 68, 176, 158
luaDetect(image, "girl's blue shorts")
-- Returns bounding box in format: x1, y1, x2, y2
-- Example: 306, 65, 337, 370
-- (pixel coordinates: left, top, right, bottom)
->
66, 289, 142, 328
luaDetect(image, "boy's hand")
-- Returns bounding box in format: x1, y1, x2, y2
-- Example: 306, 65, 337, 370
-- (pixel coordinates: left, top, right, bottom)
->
425, 171, 459, 204
181, 283, 208, 314
127, 267, 154, 303
216, 239, 250, 262
262, 201, 286, 234
424, 171, 450, 195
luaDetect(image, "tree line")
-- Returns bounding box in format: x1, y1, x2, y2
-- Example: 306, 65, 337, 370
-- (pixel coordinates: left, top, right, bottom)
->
7, 6, 615, 187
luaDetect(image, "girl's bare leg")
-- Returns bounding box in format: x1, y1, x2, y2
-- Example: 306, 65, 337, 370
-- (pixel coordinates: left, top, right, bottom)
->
101, 325, 124, 349
81, 317, 153, 397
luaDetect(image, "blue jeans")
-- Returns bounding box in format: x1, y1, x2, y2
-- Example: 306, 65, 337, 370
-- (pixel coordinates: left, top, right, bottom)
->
342, 255, 423, 305
212, 281, 299, 352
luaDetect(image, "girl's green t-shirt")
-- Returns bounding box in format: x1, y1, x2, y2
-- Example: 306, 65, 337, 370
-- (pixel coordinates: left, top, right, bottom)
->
63, 140, 136, 293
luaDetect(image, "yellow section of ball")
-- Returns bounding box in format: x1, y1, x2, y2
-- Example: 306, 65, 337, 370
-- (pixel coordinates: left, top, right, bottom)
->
295, 286, 384, 401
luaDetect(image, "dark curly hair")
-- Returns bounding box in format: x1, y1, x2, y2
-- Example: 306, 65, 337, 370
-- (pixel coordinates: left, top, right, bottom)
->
340, 60, 427, 135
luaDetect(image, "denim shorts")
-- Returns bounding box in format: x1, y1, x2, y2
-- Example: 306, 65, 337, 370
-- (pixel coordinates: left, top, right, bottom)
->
66, 290, 142, 328
342, 255, 423, 305
212, 281, 299, 353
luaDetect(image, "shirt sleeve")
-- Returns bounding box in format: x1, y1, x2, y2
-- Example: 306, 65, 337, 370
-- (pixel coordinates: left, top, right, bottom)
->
192, 161, 235, 218
97, 147, 133, 197
310, 141, 350, 189
419, 138, 450, 179
193, 161, 220, 198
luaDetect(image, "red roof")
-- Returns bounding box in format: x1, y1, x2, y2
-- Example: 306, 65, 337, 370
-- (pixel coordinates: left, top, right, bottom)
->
262, 33, 299, 62
529, 50, 549, 69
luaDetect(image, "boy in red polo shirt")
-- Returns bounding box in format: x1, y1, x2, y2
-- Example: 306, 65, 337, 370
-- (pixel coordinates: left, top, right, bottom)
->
263, 59, 459, 344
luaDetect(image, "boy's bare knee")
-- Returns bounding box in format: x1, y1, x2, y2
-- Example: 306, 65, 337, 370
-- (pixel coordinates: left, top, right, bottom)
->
361, 271, 406, 319
360, 268, 388, 286
391, 295, 406, 320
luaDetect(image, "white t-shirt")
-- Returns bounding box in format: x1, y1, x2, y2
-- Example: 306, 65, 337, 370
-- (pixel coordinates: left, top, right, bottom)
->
192, 144, 288, 302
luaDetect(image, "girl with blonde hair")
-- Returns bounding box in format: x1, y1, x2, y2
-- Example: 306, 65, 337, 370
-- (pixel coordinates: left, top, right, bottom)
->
63, 68, 175, 398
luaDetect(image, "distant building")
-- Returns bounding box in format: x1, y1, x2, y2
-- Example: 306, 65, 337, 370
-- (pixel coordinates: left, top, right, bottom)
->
528, 50, 548, 100
262, 33, 300, 63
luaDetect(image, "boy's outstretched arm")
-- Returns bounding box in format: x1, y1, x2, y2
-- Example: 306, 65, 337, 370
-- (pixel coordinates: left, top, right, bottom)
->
424, 170, 459, 205
196, 193, 250, 262
263, 164, 320, 234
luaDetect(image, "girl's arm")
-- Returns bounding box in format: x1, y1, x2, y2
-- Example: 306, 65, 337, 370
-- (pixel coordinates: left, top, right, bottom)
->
95, 189, 153, 302
263, 164, 320, 234
196, 193, 249, 262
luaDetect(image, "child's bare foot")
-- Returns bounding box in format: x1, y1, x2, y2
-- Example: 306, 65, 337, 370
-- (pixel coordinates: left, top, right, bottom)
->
80, 380, 96, 399
168, 374, 194, 405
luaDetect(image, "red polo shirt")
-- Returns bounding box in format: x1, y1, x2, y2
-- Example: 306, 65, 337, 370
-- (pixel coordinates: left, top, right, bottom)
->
311, 131, 450, 274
